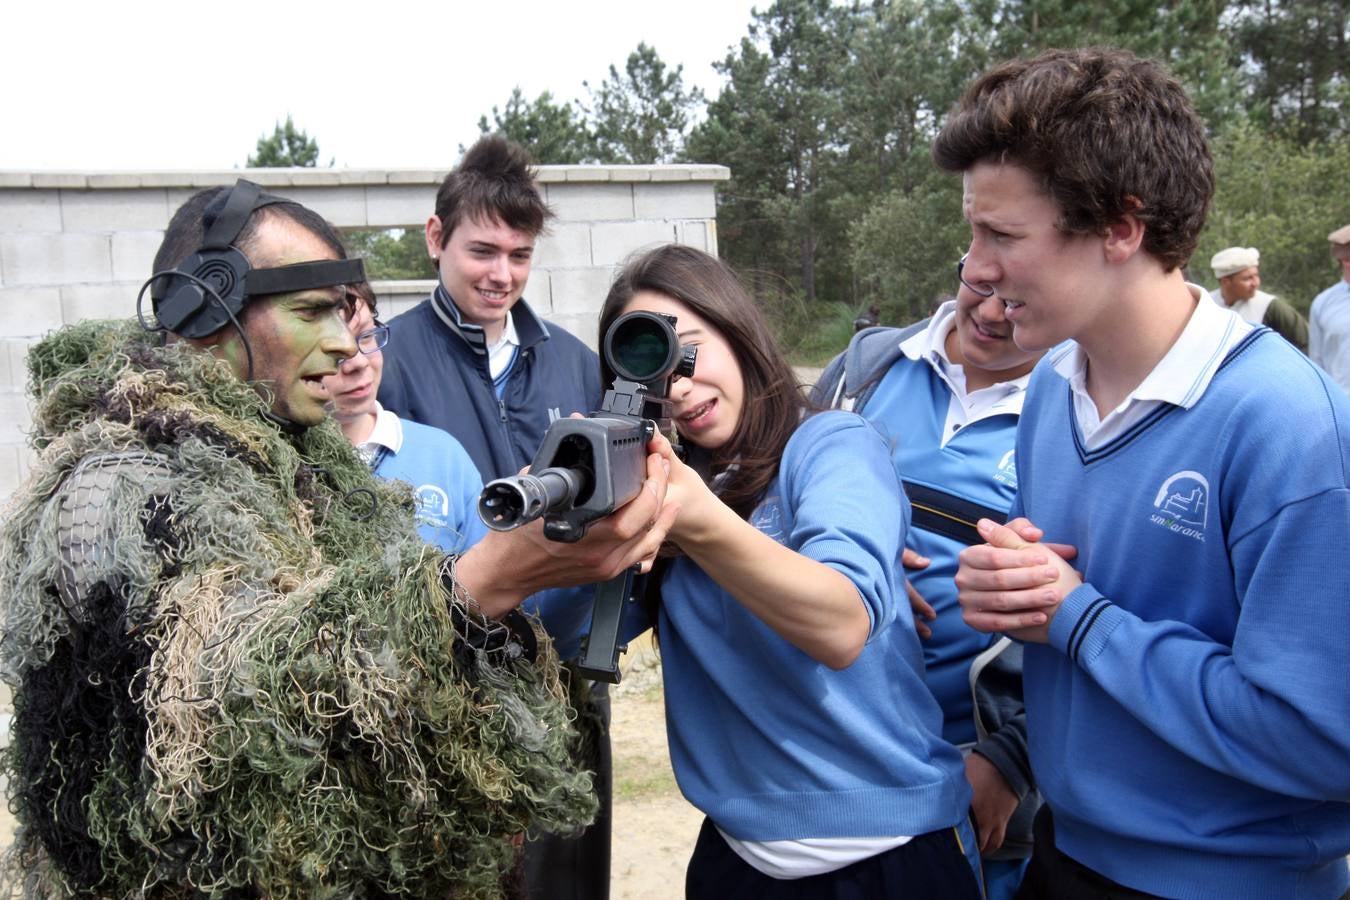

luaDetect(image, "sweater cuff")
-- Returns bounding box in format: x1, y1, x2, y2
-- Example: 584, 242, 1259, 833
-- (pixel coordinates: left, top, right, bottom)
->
1048, 582, 1122, 665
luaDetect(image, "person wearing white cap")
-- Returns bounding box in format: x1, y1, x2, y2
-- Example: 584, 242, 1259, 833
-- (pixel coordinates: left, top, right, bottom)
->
1209, 246, 1308, 352
1310, 224, 1350, 393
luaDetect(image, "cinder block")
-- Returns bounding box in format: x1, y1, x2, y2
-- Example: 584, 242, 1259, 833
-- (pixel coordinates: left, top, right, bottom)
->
31, 173, 87, 189
61, 189, 170, 232
0, 289, 63, 339
287, 170, 343, 186
4, 338, 38, 388
0, 445, 22, 501
188, 171, 250, 188
634, 183, 716, 220
0, 395, 33, 444
387, 170, 445, 185
367, 186, 432, 228
62, 283, 134, 323
17, 444, 37, 482
547, 266, 616, 318
268, 186, 367, 228
339, 170, 389, 185
590, 221, 678, 266
0, 174, 33, 189
563, 167, 612, 183
545, 312, 600, 353
677, 221, 711, 253
112, 231, 165, 282
382, 296, 424, 322
522, 271, 552, 314
605, 166, 652, 183
648, 168, 693, 182
87, 173, 148, 189
0, 233, 111, 286
0, 189, 62, 232
686, 165, 731, 182
166, 188, 198, 213
533, 223, 592, 269
547, 184, 634, 222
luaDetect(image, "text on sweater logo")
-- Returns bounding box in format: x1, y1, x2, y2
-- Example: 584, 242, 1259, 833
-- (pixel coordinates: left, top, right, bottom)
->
1149, 470, 1208, 541
993, 449, 1018, 488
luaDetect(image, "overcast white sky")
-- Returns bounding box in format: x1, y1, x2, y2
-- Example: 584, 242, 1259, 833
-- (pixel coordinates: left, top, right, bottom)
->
3, 0, 762, 171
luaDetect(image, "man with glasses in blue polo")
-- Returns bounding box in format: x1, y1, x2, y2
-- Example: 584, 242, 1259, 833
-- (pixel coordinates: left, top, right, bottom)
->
813, 257, 1048, 900
323, 282, 487, 553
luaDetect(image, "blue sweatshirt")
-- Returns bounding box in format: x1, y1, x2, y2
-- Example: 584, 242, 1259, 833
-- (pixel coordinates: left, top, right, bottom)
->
1017, 330, 1350, 899
373, 417, 487, 553
862, 341, 1023, 746
659, 411, 970, 841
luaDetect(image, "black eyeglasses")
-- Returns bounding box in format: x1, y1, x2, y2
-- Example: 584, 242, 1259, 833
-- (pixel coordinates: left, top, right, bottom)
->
957, 256, 996, 298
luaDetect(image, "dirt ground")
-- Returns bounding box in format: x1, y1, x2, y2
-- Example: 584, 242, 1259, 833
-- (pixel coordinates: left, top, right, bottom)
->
610, 639, 704, 899
0, 639, 699, 899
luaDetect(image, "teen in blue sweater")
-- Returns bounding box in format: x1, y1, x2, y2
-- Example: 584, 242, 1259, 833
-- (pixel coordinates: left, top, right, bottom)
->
601, 245, 981, 899
813, 281, 1047, 899
323, 292, 486, 553
942, 49, 1350, 899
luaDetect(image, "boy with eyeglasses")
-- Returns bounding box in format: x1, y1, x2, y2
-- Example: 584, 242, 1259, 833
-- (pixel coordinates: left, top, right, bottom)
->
323, 282, 486, 552
814, 265, 1047, 899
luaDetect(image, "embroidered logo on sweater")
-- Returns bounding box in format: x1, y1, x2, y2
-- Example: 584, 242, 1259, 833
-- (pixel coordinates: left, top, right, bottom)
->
414, 484, 451, 526
1149, 470, 1208, 541
994, 449, 1018, 488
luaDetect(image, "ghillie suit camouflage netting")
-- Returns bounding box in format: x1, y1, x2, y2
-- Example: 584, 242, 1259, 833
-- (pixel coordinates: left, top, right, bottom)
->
0, 320, 597, 898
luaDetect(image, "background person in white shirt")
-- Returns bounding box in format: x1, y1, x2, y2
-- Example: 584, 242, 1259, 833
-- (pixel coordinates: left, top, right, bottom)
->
1309, 224, 1350, 392
1208, 245, 1307, 352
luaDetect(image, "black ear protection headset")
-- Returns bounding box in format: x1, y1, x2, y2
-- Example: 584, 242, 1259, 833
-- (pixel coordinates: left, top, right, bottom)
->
136, 179, 366, 361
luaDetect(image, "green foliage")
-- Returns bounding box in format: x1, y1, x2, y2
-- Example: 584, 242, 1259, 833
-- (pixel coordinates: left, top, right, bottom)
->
247, 115, 326, 167
1196, 120, 1350, 312
1230, 0, 1349, 144
474, 87, 594, 164
849, 170, 968, 325
460, 1, 1347, 361
344, 227, 430, 282
586, 42, 705, 164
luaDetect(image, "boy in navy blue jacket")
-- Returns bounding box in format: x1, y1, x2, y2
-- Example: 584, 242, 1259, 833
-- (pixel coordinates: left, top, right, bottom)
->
378, 135, 612, 900
945, 49, 1350, 899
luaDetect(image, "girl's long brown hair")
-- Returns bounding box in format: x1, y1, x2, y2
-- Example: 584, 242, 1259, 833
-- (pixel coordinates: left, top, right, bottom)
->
599, 244, 810, 522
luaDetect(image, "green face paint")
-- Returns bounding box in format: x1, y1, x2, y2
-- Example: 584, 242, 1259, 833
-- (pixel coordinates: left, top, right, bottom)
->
207, 217, 358, 426
224, 294, 355, 426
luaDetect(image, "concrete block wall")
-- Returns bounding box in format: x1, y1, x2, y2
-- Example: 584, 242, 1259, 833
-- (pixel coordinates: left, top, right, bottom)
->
0, 165, 728, 501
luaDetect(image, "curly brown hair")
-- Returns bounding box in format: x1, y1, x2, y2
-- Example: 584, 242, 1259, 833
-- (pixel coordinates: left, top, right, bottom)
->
933, 47, 1213, 272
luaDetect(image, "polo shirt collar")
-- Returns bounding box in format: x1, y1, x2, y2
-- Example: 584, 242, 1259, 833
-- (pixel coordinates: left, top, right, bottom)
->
1051, 283, 1253, 411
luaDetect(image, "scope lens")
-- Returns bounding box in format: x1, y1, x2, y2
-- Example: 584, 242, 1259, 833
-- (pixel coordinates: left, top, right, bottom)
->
609, 315, 675, 381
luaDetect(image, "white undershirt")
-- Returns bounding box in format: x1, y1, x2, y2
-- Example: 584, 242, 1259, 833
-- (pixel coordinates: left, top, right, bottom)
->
1054, 284, 1254, 449
901, 300, 1031, 447
486, 311, 521, 381
354, 403, 402, 466
717, 826, 913, 879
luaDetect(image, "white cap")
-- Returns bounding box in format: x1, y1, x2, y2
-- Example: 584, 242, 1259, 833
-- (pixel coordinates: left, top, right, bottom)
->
1211, 246, 1259, 279
1329, 224, 1350, 246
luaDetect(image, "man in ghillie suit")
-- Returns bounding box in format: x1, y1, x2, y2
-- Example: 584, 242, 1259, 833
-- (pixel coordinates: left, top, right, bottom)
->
0, 181, 674, 897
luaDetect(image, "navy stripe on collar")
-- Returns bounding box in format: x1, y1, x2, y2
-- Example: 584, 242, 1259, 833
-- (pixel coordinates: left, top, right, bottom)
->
430, 284, 552, 355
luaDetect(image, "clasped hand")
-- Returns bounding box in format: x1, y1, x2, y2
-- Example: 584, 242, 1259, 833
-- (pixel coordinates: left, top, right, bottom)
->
956, 517, 1080, 643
